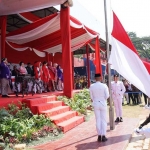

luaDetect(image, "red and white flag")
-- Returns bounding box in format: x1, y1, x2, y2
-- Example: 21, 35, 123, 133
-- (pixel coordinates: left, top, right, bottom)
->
109, 12, 150, 97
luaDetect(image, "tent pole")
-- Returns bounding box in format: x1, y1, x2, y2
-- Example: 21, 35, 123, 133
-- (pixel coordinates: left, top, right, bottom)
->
86, 44, 90, 87
60, 6, 73, 98
0, 16, 7, 60
104, 0, 115, 130
72, 52, 74, 89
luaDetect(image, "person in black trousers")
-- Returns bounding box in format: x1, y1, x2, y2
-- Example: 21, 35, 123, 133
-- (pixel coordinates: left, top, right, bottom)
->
127, 83, 134, 104
143, 93, 148, 106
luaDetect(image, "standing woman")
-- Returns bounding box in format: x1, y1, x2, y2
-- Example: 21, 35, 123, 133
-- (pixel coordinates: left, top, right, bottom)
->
42, 61, 50, 92
47, 62, 55, 91
0, 58, 11, 97
34, 62, 43, 93
57, 65, 63, 91
19, 62, 27, 75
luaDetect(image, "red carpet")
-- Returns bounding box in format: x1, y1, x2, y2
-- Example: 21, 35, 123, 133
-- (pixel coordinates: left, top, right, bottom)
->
0, 90, 84, 132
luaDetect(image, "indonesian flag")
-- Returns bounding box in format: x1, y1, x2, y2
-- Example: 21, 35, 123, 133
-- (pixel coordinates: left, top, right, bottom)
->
109, 12, 150, 97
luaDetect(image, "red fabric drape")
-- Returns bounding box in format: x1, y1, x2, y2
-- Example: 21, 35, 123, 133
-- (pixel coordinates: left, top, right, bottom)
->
20, 12, 39, 22
46, 53, 50, 62
95, 37, 102, 75
0, 16, 7, 59
60, 7, 73, 98
143, 60, 150, 74
86, 44, 90, 87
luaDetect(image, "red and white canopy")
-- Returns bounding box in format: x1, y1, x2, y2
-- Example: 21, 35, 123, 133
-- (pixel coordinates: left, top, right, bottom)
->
0, 0, 66, 15
6, 13, 99, 57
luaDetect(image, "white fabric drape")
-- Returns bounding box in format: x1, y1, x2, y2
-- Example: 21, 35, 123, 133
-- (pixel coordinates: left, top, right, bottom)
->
0, 0, 66, 15
6, 11, 99, 56
33, 48, 46, 57
6, 14, 59, 44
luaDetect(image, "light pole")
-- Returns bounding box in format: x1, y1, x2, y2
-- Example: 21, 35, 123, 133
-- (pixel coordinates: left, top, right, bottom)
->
103, 0, 115, 130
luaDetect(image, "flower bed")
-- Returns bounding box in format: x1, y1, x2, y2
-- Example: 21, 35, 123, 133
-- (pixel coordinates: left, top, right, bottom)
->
0, 103, 61, 149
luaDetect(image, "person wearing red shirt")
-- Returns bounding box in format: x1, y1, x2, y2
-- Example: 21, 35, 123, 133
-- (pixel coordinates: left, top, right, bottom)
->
42, 61, 50, 92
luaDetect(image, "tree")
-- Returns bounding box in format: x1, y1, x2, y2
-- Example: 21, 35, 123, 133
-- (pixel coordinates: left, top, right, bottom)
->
128, 32, 150, 60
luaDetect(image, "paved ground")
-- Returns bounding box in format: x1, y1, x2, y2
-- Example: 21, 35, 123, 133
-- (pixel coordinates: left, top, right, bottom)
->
126, 111, 150, 150
31, 115, 139, 150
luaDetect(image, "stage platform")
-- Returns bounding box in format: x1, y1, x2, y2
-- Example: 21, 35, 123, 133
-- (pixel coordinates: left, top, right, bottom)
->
0, 90, 79, 109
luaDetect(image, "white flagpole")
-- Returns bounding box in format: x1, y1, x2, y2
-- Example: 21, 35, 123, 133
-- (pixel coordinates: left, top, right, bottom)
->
103, 0, 115, 130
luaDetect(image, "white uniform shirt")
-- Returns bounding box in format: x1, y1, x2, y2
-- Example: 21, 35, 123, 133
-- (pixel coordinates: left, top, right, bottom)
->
111, 81, 126, 99
89, 81, 109, 107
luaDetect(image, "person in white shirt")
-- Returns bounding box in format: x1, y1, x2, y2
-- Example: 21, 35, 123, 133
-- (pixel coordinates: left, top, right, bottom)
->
89, 73, 109, 142
111, 74, 126, 122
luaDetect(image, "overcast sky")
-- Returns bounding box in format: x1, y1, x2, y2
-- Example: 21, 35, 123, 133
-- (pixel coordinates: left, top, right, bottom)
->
79, 0, 150, 37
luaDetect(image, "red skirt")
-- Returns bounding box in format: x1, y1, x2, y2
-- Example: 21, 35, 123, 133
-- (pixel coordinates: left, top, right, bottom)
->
49, 70, 55, 80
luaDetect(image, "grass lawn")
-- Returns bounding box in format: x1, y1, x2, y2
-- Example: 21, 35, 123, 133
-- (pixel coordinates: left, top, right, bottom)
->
120, 96, 149, 118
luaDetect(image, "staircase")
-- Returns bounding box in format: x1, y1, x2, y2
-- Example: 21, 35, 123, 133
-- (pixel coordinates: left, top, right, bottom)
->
23, 95, 84, 133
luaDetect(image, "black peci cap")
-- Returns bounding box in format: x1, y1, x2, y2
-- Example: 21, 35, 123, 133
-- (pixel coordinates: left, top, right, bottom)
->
114, 74, 119, 77
95, 73, 101, 78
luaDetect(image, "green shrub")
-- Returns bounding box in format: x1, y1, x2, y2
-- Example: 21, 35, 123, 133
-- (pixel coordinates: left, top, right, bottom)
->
57, 89, 92, 115
0, 102, 60, 148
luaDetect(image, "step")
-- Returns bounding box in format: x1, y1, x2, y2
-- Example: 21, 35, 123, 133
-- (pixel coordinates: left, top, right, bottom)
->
41, 106, 70, 117
23, 95, 57, 107
31, 101, 63, 114
50, 111, 77, 124
57, 116, 84, 133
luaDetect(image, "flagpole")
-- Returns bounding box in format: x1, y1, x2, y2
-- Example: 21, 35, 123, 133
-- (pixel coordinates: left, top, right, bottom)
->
104, 0, 115, 130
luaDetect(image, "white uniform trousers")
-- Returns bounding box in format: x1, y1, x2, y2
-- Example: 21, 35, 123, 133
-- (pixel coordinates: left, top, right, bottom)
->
113, 98, 122, 117
94, 103, 107, 136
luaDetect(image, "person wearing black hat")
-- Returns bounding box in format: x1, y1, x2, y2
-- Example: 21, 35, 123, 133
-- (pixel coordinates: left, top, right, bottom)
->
89, 73, 109, 142
111, 74, 126, 122
0, 58, 11, 97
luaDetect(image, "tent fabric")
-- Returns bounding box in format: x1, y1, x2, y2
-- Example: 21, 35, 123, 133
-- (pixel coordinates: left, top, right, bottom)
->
88, 43, 106, 53
109, 12, 150, 97
6, 13, 99, 57
0, 0, 66, 15
18, 12, 40, 23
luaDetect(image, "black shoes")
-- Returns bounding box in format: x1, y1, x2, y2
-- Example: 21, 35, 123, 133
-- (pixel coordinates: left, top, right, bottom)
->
115, 117, 119, 122
120, 117, 123, 122
115, 117, 123, 122
102, 136, 108, 142
2, 95, 9, 98
97, 135, 108, 142
97, 135, 101, 142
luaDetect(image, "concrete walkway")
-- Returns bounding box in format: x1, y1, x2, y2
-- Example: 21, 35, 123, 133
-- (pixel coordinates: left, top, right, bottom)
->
32, 115, 139, 150
126, 110, 150, 150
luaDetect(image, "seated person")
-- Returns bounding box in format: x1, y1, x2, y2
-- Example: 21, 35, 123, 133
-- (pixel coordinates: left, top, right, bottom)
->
82, 76, 88, 88
19, 62, 27, 75
26, 63, 32, 75
12, 65, 19, 76
75, 79, 81, 89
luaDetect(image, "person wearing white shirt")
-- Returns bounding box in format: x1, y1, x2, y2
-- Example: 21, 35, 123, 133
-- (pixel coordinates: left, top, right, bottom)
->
111, 74, 126, 122
89, 73, 109, 142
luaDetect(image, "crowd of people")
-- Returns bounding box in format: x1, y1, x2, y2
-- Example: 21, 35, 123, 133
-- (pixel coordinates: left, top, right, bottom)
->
122, 79, 148, 106
0, 58, 64, 97
74, 75, 88, 89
